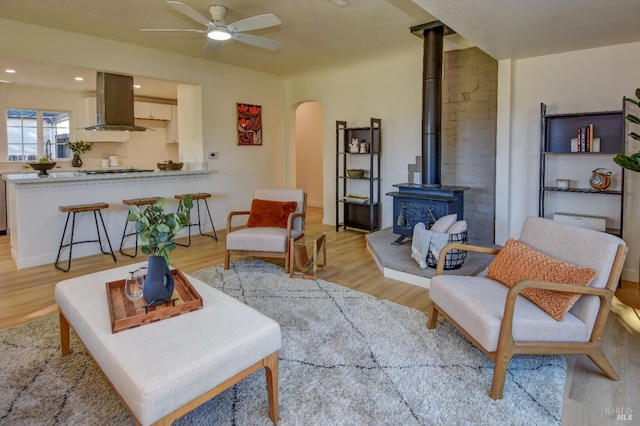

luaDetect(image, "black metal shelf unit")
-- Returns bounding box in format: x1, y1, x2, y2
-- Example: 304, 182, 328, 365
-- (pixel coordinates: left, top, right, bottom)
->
336, 118, 381, 232
539, 102, 625, 236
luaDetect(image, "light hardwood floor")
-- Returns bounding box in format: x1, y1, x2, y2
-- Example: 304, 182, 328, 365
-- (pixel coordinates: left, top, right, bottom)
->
0, 206, 638, 424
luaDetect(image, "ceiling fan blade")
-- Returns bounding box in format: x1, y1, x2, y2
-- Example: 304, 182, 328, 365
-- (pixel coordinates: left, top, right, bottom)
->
166, 0, 213, 29
231, 33, 281, 50
228, 14, 281, 32
140, 28, 207, 33
204, 39, 222, 52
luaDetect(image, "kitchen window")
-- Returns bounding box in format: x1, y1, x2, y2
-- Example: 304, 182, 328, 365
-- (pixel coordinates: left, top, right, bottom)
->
6, 109, 71, 161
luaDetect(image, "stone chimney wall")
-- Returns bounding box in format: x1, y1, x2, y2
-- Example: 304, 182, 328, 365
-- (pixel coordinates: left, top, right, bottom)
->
442, 47, 497, 243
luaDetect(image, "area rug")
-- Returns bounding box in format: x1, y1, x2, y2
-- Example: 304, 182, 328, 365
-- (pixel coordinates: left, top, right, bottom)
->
0, 258, 565, 425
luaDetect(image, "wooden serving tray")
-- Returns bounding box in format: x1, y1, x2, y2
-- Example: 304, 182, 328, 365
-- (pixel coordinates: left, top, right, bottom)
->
106, 269, 203, 333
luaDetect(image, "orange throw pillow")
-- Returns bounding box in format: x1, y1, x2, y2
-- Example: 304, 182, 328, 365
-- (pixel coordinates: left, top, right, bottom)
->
487, 238, 597, 321
247, 199, 297, 229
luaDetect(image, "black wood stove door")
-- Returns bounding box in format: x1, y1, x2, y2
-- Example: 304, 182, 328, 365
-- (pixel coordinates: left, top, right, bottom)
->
391, 195, 463, 244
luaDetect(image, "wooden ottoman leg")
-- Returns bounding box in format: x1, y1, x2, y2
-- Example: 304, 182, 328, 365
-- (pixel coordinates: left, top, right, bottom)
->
264, 352, 279, 423
59, 311, 70, 357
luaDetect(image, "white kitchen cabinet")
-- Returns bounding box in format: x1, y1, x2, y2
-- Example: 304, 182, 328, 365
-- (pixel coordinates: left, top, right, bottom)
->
134, 101, 172, 120
165, 105, 179, 144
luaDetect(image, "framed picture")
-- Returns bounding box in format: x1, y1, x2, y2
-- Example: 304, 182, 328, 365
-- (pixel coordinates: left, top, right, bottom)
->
237, 103, 262, 145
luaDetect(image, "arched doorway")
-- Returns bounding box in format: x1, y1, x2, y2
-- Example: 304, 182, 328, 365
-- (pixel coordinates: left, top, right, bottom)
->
294, 101, 323, 209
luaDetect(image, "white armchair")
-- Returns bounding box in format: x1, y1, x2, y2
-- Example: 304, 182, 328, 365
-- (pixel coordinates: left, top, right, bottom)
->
427, 216, 627, 399
225, 189, 306, 273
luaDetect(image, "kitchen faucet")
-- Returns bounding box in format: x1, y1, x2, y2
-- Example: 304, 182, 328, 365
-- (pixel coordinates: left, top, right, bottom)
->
45, 140, 52, 160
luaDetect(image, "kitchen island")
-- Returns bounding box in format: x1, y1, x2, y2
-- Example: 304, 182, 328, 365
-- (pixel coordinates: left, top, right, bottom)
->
3, 169, 214, 269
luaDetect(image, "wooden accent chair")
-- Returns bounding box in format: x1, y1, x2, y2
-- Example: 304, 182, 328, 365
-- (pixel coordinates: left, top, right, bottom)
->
225, 189, 306, 273
427, 216, 628, 399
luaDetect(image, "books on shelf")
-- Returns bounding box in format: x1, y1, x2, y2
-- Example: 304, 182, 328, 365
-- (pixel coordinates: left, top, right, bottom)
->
571, 124, 600, 152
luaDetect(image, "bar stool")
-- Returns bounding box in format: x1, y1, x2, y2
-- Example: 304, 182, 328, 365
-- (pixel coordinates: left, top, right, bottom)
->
55, 202, 117, 272
119, 197, 160, 258
174, 192, 218, 247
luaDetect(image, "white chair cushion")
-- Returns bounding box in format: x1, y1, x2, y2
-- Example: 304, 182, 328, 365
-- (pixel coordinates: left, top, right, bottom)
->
227, 227, 302, 252
430, 274, 590, 352
518, 216, 625, 330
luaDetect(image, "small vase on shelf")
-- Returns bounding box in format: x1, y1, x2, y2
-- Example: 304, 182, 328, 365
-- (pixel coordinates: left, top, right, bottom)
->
71, 153, 83, 167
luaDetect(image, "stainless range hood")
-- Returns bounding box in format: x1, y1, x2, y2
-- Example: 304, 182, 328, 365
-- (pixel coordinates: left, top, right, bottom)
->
84, 72, 148, 131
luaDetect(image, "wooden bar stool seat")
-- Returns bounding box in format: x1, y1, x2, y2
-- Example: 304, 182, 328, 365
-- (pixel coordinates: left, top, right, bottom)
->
123, 197, 160, 207
174, 193, 218, 247
55, 202, 116, 272
119, 197, 160, 258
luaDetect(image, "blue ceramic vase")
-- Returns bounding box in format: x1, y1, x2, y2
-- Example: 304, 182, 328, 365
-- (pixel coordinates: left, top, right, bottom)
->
143, 256, 175, 306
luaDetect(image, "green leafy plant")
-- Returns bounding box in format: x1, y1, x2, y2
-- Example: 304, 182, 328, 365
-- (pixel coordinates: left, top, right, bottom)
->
613, 88, 640, 172
127, 196, 193, 264
65, 140, 93, 154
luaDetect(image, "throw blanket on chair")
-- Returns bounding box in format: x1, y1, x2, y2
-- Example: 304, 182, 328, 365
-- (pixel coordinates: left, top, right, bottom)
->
411, 222, 449, 269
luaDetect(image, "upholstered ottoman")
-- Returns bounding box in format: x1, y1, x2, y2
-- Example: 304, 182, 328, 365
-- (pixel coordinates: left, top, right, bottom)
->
55, 263, 281, 425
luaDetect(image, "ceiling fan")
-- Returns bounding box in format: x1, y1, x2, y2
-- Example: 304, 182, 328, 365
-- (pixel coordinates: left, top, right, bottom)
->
140, 1, 282, 51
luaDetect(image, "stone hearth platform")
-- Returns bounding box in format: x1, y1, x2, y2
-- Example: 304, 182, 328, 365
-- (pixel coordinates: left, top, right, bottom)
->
365, 227, 498, 289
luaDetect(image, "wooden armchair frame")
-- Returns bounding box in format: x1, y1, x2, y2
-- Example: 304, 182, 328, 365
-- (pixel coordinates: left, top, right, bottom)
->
427, 241, 628, 399
224, 192, 307, 273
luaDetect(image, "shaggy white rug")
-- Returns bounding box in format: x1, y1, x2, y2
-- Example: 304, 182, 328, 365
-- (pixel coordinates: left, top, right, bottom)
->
0, 258, 565, 425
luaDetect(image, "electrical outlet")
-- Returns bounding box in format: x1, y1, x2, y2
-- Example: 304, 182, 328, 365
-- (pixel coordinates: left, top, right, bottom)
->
208, 151, 219, 159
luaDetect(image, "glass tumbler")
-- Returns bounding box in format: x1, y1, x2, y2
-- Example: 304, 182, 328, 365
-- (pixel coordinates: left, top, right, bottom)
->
124, 271, 144, 302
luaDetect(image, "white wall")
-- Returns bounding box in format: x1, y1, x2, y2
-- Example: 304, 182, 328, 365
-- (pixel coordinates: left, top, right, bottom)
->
0, 19, 288, 227
498, 41, 640, 280
177, 83, 203, 169
289, 39, 640, 280
288, 46, 425, 227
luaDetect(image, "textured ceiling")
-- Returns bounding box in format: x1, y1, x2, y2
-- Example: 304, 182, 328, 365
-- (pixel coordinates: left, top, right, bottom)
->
2, 0, 640, 98
0, 0, 438, 77
413, 0, 640, 60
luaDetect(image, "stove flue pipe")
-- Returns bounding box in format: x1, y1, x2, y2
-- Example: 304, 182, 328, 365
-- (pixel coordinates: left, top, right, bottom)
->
421, 24, 444, 187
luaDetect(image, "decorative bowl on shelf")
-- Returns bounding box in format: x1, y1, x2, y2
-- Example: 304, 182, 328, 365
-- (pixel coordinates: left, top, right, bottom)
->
346, 169, 365, 179
28, 162, 56, 176
157, 161, 183, 171
344, 195, 369, 204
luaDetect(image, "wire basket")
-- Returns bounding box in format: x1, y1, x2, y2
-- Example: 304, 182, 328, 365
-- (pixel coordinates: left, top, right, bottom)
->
426, 231, 469, 270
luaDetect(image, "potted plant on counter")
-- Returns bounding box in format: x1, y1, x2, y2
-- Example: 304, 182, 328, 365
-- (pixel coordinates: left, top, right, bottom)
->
127, 196, 193, 306
65, 140, 93, 167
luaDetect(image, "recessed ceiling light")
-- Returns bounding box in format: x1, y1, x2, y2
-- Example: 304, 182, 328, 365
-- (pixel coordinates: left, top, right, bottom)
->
5, 69, 16, 73
0, 80, 11, 84
133, 84, 141, 89
74, 77, 84, 81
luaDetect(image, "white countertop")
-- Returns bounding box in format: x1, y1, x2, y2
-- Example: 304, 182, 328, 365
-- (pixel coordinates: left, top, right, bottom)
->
2, 169, 211, 185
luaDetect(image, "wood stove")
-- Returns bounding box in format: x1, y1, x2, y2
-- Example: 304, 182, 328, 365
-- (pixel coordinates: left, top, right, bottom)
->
387, 21, 468, 244
387, 183, 467, 244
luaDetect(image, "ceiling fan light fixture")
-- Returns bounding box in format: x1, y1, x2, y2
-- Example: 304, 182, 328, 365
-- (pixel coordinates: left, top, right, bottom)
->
207, 29, 232, 41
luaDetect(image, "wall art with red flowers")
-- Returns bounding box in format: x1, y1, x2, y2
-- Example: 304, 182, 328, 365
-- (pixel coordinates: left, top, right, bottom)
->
237, 103, 262, 145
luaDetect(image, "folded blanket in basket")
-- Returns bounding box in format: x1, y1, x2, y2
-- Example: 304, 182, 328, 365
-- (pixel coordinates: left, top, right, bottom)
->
411, 222, 449, 269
